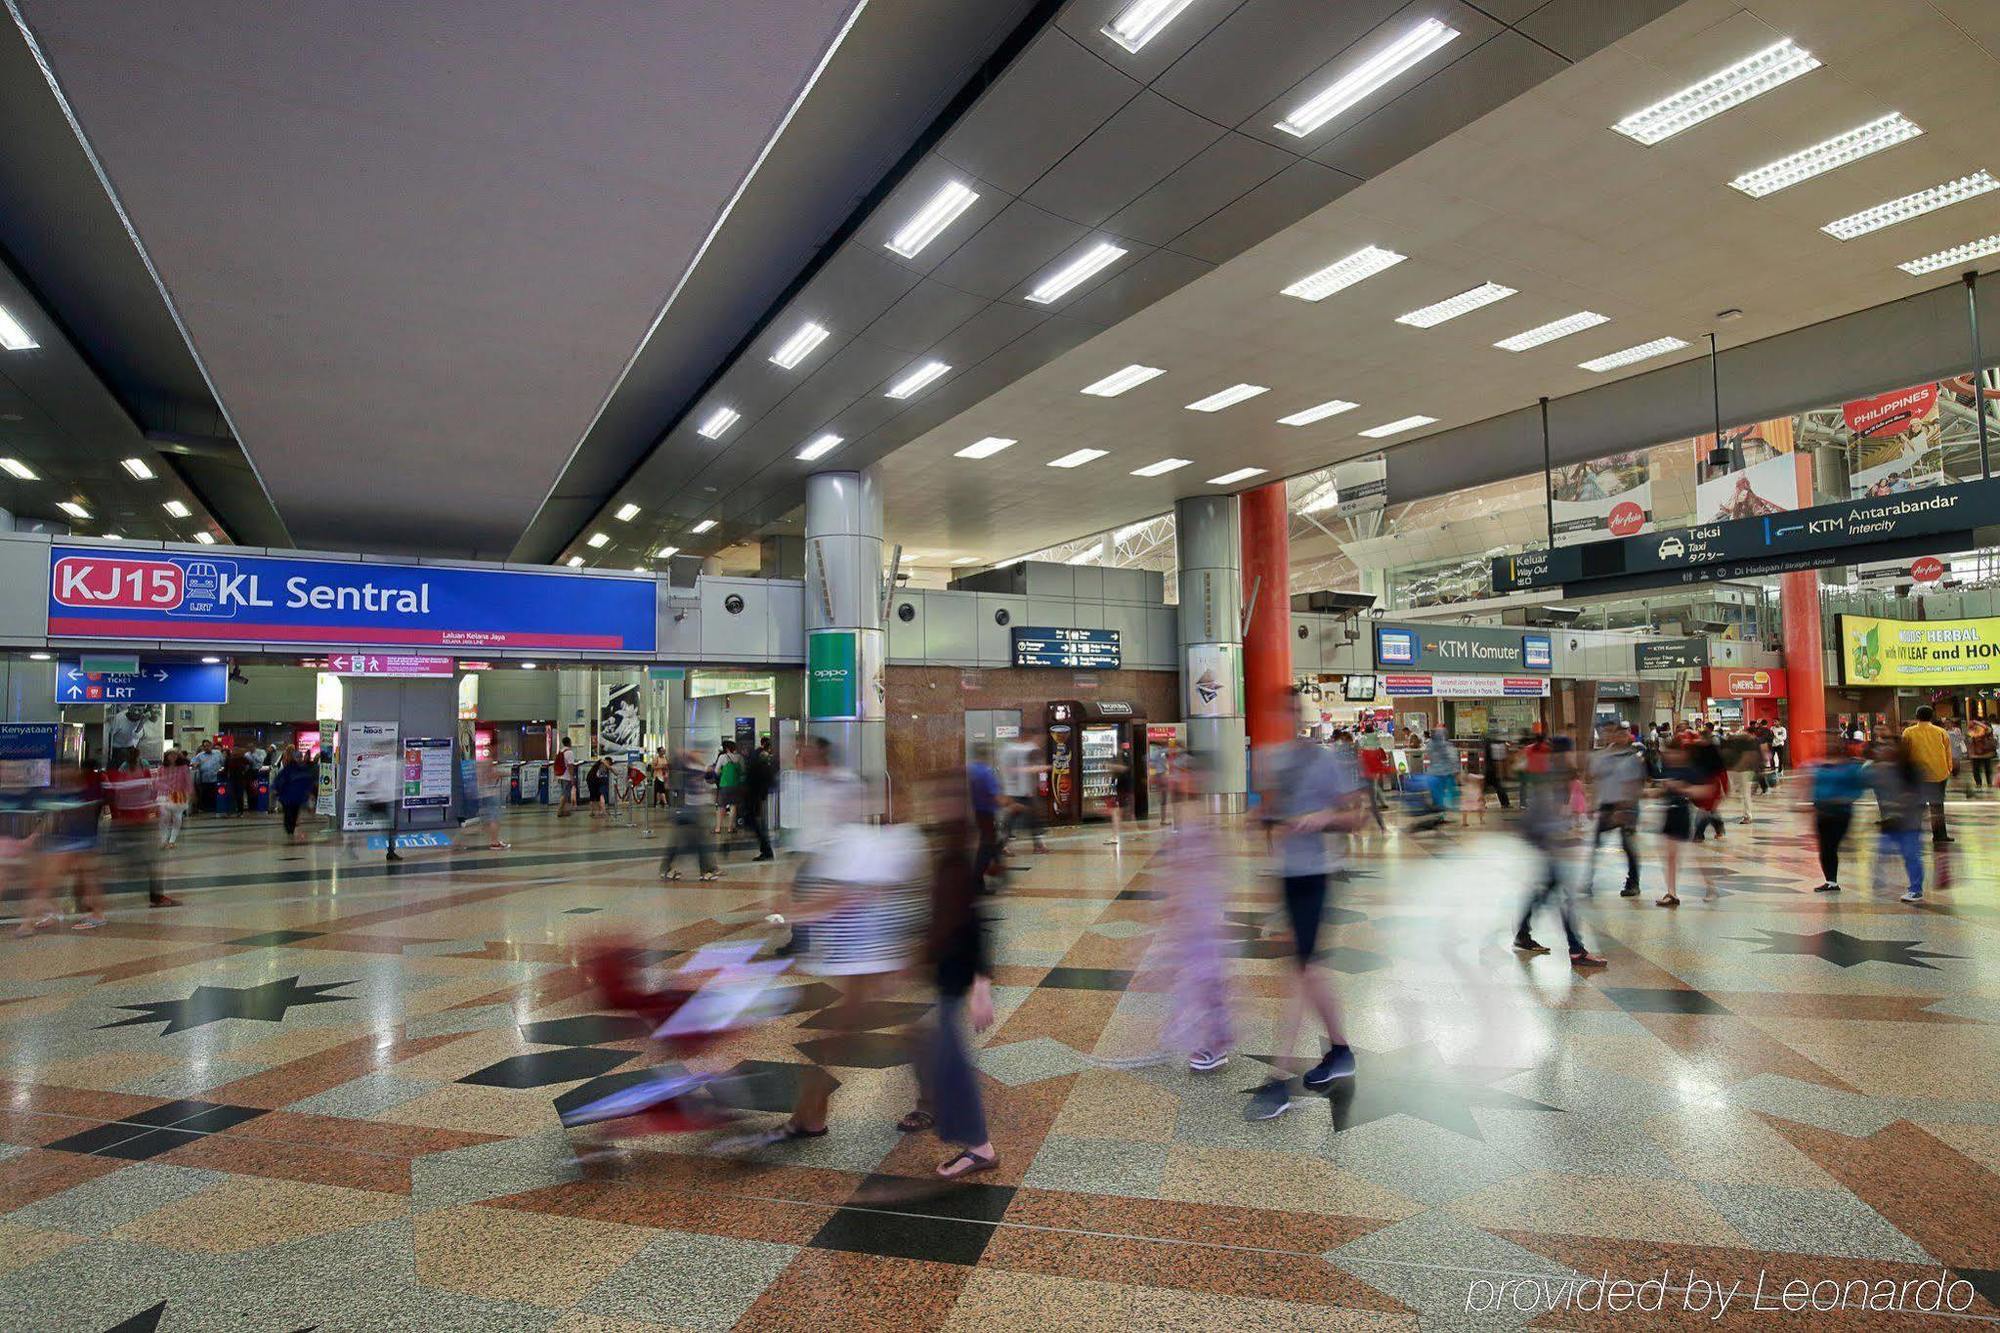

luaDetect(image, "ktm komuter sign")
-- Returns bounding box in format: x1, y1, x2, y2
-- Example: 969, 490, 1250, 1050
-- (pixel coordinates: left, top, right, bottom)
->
1492, 477, 2000, 596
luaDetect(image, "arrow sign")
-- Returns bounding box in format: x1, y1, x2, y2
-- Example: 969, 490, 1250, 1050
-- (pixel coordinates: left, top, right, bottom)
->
53, 659, 228, 706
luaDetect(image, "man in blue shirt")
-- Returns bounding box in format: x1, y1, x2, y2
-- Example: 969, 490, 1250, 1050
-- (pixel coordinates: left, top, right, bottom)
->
968, 743, 1003, 886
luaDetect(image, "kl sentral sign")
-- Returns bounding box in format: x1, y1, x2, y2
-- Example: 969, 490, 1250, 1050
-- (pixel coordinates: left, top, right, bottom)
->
46, 546, 657, 653
1840, 614, 2000, 687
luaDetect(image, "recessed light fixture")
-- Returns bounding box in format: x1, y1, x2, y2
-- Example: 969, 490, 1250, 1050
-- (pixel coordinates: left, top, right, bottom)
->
954, 437, 1016, 459
614, 503, 640, 521
885, 359, 950, 399
691, 519, 717, 534
120, 457, 155, 480
1278, 399, 1358, 426
1184, 383, 1269, 412
1281, 245, 1405, 301
696, 406, 740, 439
1577, 337, 1689, 372
769, 321, 830, 369
1494, 311, 1608, 351
1064, 542, 1105, 565
100, 533, 122, 541
796, 433, 843, 461
1396, 282, 1515, 328
1101, 0, 1198, 53
655, 545, 680, 559
1898, 233, 2000, 276
520, 662, 538, 670
0, 458, 37, 480
1358, 415, 1437, 438
1080, 365, 1165, 397
1129, 458, 1191, 477
192, 532, 216, 545
631, 565, 646, 573
565, 556, 585, 568
200, 655, 221, 665
1729, 112, 1923, 197
55, 500, 89, 520
885, 180, 980, 259
1047, 449, 1109, 469
0, 304, 36, 352
29, 652, 50, 661
1025, 242, 1126, 305
161, 499, 191, 518
587, 532, 610, 548
1822, 171, 1999, 240
1612, 38, 1820, 145
1276, 18, 1459, 137
1207, 467, 1267, 485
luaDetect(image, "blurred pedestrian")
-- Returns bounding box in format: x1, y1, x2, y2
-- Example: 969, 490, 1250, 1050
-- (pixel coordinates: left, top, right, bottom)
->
967, 742, 1003, 885
104, 749, 177, 908
157, 748, 192, 850
998, 727, 1048, 853
274, 745, 317, 843
1656, 731, 1720, 907
745, 736, 777, 861
1584, 723, 1645, 897
1869, 737, 1927, 903
1154, 752, 1234, 1071
1512, 736, 1606, 965
1968, 717, 1995, 793
661, 748, 719, 882
1808, 731, 1865, 893
1902, 706, 1953, 844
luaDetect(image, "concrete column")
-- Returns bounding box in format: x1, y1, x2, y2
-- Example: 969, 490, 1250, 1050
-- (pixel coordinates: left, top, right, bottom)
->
1240, 482, 1293, 749
1175, 494, 1245, 805
804, 470, 886, 805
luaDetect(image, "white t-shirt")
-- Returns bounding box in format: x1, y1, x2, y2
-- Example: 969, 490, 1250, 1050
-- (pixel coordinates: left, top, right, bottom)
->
558, 746, 577, 782
999, 740, 1037, 798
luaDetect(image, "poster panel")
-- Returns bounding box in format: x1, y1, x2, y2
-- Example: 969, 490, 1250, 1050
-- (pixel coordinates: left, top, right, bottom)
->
400, 737, 453, 808
807, 631, 858, 720
1185, 643, 1240, 718
1839, 614, 2000, 687
598, 681, 644, 753
341, 721, 399, 830
858, 629, 886, 722
1549, 451, 1652, 545
1842, 383, 1945, 497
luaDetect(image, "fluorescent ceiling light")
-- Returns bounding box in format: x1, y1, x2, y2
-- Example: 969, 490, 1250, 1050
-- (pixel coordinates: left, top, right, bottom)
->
1047, 449, 1109, 469
954, 436, 1016, 459
1065, 542, 1105, 565
696, 406, 740, 439
1025, 242, 1126, 304
1278, 399, 1358, 426
1358, 415, 1437, 438
1298, 482, 1339, 513
29, 652, 50, 661
161, 499, 191, 518
1184, 383, 1268, 412
796, 432, 842, 461
192, 532, 215, 545
655, 546, 680, 559
1281, 245, 1405, 301
1396, 282, 1515, 328
200, 655, 220, 664
520, 662, 538, 670
690, 519, 717, 534
1276, 18, 1459, 137
1821, 171, 1999, 240
1206, 467, 1266, 485
769, 321, 830, 369
632, 565, 646, 573
614, 503, 640, 521
1729, 112, 1923, 197
1080, 364, 1164, 397
885, 359, 950, 399
1494, 311, 1608, 351
120, 457, 155, 480
1130, 458, 1191, 477
0, 304, 36, 351
587, 532, 610, 548
1898, 233, 2000, 276
0, 458, 36, 480
885, 180, 979, 259
1612, 38, 1820, 145
565, 556, 584, 568
55, 500, 89, 520
1577, 336, 1689, 372
100, 533, 121, 541
1101, 0, 1197, 53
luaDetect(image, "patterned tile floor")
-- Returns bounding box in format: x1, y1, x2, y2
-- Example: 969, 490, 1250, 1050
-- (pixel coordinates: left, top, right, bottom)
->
2, 790, 1998, 1330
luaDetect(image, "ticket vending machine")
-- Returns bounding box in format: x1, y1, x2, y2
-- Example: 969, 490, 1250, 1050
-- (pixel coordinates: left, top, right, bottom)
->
1045, 700, 1149, 825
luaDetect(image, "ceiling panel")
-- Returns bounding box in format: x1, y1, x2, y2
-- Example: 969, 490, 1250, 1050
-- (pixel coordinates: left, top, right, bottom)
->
1103, 132, 1298, 247
1022, 90, 1228, 227
1168, 158, 1361, 263
861, 283, 993, 355
1517, 0, 1681, 59
925, 199, 1091, 300
1054, 0, 1245, 79
1061, 248, 1217, 326
1151, 0, 1409, 127
934, 28, 1140, 195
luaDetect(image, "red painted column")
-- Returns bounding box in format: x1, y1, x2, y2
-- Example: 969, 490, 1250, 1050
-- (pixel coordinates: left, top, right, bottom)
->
1240, 481, 1294, 749
1781, 570, 1825, 766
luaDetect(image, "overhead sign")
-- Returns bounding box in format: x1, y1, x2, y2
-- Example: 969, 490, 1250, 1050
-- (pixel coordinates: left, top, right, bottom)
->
326, 653, 455, 676
56, 660, 229, 705
1492, 477, 2000, 596
46, 546, 657, 652
1635, 638, 1709, 671
1013, 626, 1121, 670
1383, 674, 1549, 698
1840, 614, 2000, 687
79, 653, 139, 675
1374, 623, 1551, 674
1596, 680, 1640, 699
1332, 454, 1388, 517
1705, 667, 1786, 699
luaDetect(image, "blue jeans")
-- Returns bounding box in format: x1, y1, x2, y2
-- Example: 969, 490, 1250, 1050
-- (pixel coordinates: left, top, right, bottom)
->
925, 996, 987, 1147
1879, 828, 1923, 893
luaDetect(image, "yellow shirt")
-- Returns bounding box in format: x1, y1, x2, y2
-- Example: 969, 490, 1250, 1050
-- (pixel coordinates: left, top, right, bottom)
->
1902, 721, 1953, 782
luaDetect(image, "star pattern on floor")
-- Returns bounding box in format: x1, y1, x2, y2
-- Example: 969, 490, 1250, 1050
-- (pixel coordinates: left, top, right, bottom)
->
1735, 928, 1961, 970
1257, 1041, 1561, 1137
98, 976, 358, 1035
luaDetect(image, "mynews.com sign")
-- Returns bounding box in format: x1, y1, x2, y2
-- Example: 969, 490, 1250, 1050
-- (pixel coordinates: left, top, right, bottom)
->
45, 546, 657, 653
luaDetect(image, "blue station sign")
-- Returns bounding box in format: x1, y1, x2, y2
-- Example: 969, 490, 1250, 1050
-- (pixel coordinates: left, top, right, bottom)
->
56, 660, 230, 705
46, 546, 657, 653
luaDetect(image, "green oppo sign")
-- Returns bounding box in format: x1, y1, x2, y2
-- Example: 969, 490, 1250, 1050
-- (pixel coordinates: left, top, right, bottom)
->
807, 630, 857, 719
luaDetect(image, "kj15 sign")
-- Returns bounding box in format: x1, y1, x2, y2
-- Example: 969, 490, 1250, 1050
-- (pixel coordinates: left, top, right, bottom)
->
46, 547, 657, 653
1493, 477, 2000, 595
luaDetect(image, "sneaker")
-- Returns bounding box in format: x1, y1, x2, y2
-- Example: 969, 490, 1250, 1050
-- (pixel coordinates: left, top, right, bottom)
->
1618, 884, 1640, 897
1188, 1049, 1229, 1073
1813, 882, 1840, 893
149, 894, 180, 908
487, 841, 511, 850
1569, 948, 1608, 968
1243, 1078, 1293, 1121
71, 914, 106, 931
1512, 934, 1550, 954
1303, 1045, 1356, 1088
1900, 890, 1924, 903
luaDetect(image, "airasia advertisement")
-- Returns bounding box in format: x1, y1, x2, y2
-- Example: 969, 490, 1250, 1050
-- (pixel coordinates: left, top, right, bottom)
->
1549, 452, 1652, 546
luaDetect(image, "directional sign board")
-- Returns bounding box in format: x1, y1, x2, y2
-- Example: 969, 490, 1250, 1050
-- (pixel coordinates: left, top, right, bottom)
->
325, 653, 455, 676
1012, 627, 1120, 670
56, 660, 229, 705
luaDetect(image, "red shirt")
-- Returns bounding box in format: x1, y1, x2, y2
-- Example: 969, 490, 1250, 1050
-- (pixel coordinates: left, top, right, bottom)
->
103, 767, 158, 823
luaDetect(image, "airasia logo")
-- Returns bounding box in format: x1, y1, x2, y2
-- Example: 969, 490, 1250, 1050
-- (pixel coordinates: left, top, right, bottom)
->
1607, 501, 1646, 537
1911, 556, 1944, 583
52, 556, 186, 610
1843, 383, 1938, 437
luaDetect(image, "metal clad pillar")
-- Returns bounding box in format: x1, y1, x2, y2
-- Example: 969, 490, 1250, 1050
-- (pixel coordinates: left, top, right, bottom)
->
1175, 494, 1245, 805
804, 470, 886, 807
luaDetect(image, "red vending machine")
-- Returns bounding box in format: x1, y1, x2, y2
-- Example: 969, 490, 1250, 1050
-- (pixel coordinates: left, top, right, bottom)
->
1045, 701, 1149, 825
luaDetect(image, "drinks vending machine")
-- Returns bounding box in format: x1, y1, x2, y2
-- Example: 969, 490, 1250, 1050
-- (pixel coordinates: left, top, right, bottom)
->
1044, 700, 1149, 826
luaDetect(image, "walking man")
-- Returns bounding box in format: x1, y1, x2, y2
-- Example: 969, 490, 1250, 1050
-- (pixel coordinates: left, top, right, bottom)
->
1902, 706, 1954, 844
1585, 723, 1645, 897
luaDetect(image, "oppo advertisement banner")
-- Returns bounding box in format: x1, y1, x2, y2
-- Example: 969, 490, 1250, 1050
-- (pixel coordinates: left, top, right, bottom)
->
807, 631, 858, 719
1840, 614, 2000, 687
1549, 452, 1651, 545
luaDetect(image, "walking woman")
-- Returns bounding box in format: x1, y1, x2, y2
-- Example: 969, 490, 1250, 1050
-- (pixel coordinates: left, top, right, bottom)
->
158, 748, 193, 850
1807, 731, 1866, 893
1657, 732, 1720, 907
274, 746, 317, 844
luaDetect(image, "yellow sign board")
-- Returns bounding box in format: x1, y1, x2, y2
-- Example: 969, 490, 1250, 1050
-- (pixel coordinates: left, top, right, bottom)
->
1839, 614, 2000, 686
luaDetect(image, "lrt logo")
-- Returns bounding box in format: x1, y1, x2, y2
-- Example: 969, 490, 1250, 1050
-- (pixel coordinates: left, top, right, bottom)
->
51, 556, 186, 611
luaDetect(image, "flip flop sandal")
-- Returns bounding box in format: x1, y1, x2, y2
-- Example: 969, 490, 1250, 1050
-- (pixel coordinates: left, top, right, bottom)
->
1656, 895, 1680, 908
937, 1150, 998, 1180
897, 1110, 935, 1133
